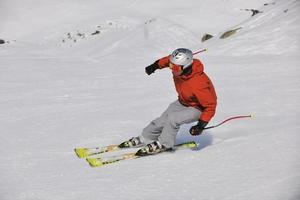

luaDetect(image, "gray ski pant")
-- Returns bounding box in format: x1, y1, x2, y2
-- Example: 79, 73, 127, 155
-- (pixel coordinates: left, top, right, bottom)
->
140, 100, 201, 148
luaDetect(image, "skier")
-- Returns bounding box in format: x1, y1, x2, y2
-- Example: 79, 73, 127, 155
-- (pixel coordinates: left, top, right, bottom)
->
120, 48, 217, 156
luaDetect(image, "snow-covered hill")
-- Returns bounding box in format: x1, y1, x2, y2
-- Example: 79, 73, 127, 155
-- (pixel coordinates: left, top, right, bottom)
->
0, 0, 299, 200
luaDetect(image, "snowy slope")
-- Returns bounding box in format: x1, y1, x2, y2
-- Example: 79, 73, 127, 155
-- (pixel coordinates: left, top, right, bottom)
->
0, 0, 300, 200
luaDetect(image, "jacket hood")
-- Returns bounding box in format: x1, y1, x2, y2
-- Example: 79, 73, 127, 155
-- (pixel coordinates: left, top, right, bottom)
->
178, 59, 204, 80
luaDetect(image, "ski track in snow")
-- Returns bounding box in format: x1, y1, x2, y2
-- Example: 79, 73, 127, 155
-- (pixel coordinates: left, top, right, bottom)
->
0, 0, 300, 200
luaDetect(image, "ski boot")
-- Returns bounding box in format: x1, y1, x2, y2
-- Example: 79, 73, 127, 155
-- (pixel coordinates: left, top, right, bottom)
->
135, 141, 167, 156
118, 136, 144, 148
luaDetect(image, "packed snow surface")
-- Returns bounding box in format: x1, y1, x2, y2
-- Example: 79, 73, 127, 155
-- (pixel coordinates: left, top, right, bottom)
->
0, 0, 299, 200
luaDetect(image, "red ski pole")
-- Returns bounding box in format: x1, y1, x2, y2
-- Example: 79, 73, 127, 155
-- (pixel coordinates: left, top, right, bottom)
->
193, 48, 207, 55
204, 115, 252, 130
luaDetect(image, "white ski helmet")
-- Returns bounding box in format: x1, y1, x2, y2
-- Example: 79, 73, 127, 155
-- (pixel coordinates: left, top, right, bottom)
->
170, 48, 193, 69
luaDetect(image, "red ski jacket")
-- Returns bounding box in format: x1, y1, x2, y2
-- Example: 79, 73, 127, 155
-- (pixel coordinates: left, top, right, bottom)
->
158, 56, 217, 122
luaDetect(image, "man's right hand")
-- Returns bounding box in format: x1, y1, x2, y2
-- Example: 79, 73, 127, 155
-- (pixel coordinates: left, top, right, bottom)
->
145, 60, 159, 75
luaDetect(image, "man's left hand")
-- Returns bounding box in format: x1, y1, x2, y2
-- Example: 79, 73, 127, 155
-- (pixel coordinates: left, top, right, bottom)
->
189, 120, 208, 136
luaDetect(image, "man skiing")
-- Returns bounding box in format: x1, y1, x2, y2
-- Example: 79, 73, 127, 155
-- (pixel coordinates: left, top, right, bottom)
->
120, 48, 217, 156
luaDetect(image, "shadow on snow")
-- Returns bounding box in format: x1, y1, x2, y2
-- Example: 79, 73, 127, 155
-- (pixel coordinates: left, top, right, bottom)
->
175, 123, 214, 151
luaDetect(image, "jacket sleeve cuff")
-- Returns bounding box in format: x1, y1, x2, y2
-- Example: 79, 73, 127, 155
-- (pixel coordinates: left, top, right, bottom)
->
158, 56, 170, 69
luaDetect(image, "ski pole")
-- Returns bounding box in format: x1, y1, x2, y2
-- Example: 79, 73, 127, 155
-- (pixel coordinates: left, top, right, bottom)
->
193, 48, 207, 55
204, 115, 252, 130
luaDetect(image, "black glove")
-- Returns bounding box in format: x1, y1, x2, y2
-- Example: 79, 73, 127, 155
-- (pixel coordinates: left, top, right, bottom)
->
145, 60, 159, 75
189, 120, 208, 136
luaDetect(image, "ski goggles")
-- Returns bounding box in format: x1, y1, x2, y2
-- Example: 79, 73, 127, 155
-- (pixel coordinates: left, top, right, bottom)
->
169, 62, 183, 76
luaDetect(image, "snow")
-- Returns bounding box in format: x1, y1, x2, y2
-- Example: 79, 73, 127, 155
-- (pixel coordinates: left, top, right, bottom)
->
0, 0, 300, 199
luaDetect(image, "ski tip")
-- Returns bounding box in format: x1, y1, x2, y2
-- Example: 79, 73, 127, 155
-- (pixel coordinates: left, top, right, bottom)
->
86, 158, 103, 167
74, 148, 89, 158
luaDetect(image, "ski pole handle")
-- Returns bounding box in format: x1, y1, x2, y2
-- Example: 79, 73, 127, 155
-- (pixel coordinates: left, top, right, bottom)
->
204, 115, 252, 130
